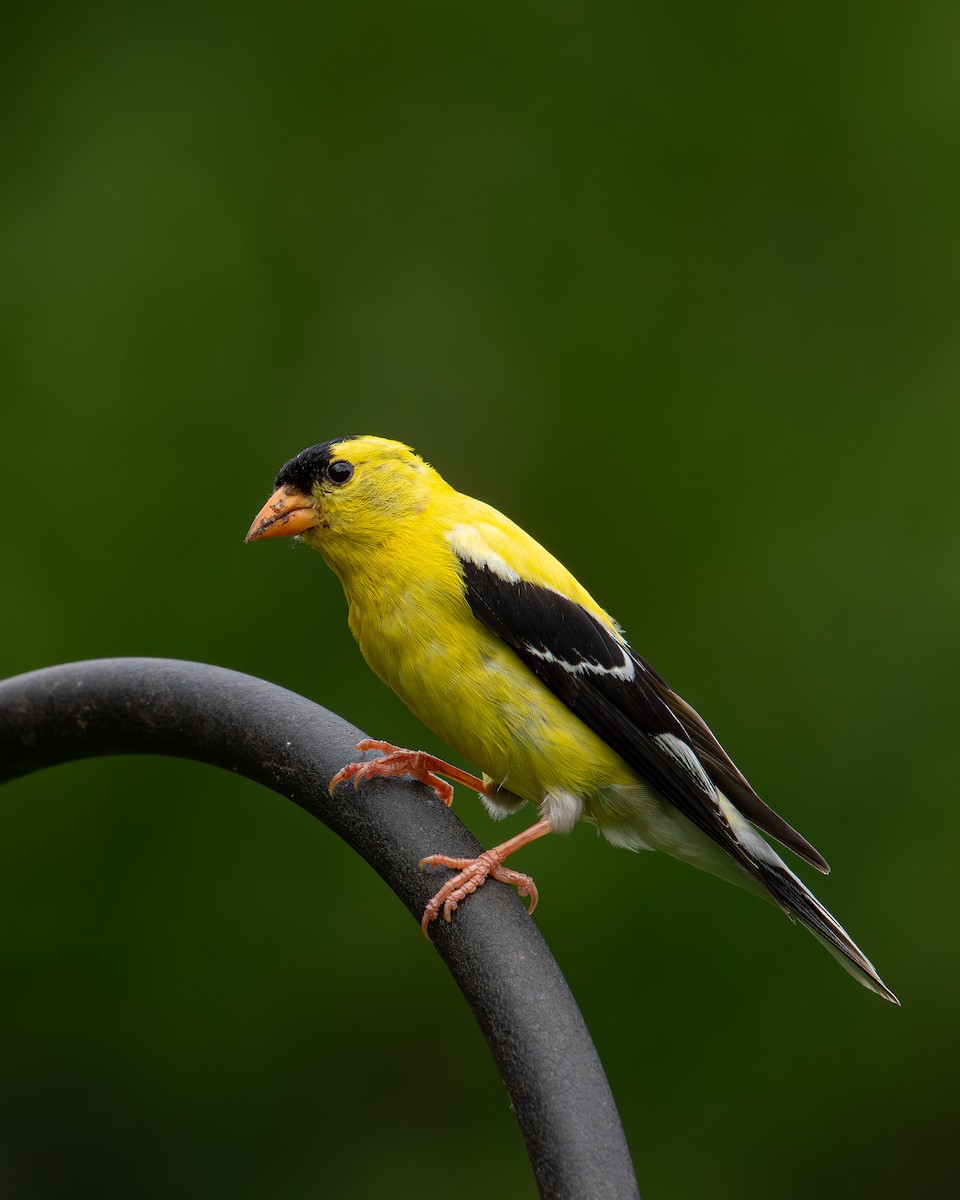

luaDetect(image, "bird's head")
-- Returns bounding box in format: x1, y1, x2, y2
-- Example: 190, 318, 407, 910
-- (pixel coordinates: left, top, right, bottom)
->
245, 435, 439, 559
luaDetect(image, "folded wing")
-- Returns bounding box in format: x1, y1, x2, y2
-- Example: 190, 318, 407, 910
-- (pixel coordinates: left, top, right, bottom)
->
457, 555, 803, 892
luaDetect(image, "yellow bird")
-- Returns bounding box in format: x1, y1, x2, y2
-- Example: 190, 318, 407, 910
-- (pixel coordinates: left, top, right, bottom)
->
246, 435, 897, 1003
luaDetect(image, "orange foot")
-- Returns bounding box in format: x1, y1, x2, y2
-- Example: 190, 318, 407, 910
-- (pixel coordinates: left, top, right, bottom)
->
328, 739, 489, 807
419, 815, 554, 937
328, 743, 555, 936
419, 850, 539, 936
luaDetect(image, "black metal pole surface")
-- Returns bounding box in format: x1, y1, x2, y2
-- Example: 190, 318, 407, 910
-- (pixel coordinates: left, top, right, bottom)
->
0, 658, 640, 1200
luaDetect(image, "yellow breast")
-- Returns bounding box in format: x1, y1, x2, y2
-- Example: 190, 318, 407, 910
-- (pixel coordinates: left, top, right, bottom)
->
341, 531, 634, 805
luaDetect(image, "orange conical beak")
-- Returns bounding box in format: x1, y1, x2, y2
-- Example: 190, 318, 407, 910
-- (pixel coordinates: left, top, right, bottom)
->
245, 486, 322, 542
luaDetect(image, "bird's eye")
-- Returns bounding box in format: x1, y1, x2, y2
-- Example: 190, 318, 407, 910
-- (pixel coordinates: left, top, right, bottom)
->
327, 459, 354, 485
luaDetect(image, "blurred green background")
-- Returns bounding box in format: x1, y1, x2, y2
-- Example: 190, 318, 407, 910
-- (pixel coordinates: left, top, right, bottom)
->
1, 1, 956, 1196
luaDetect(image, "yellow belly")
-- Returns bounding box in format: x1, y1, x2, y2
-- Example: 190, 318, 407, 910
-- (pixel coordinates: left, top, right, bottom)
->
348, 581, 636, 807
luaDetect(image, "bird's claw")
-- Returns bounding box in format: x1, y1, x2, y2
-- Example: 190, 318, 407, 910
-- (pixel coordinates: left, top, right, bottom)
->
328, 740, 456, 805
328, 739, 493, 806
326, 760, 368, 798
328, 741, 543, 938
418, 850, 539, 937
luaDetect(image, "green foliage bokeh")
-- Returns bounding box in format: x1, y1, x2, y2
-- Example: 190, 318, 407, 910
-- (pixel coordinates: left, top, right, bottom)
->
2, 2, 956, 1196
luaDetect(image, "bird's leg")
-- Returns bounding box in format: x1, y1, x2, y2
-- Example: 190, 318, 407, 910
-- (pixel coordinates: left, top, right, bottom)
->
419, 816, 554, 937
328, 738, 492, 808
329, 741, 551, 935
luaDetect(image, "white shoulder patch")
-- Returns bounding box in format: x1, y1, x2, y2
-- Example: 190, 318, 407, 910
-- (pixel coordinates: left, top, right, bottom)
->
446, 522, 521, 583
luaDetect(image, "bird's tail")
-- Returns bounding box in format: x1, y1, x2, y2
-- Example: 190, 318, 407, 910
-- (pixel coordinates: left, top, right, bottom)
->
719, 796, 900, 1004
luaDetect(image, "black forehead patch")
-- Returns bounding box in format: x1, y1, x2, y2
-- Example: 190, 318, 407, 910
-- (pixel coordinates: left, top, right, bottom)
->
274, 436, 359, 491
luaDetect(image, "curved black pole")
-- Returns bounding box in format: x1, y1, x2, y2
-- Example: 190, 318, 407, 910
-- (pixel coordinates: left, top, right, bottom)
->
0, 658, 639, 1200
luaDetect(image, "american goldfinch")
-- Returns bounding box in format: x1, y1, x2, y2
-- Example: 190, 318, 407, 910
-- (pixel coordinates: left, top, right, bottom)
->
246, 435, 897, 1003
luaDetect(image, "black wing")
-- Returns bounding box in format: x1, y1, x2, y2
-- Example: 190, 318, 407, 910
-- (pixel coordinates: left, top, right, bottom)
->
459, 556, 826, 882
